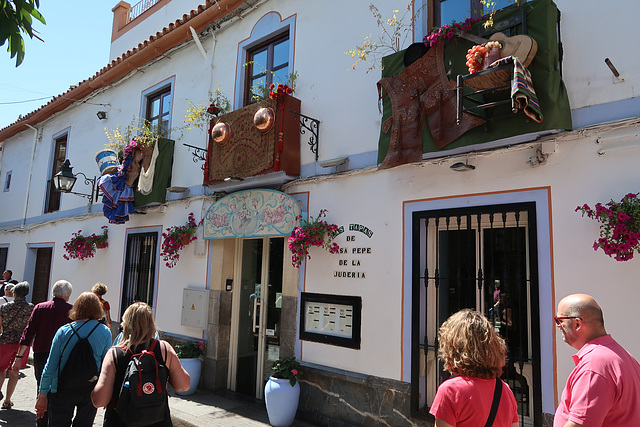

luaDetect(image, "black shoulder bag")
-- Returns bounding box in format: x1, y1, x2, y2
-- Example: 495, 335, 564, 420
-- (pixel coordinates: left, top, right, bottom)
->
484, 378, 502, 427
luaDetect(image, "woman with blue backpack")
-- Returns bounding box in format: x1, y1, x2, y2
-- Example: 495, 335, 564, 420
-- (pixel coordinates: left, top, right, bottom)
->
91, 302, 190, 426
35, 291, 112, 426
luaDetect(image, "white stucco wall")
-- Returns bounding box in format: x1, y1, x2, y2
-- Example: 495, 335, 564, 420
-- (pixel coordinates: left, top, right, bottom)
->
557, 0, 639, 109
0, 0, 639, 416
287, 125, 640, 412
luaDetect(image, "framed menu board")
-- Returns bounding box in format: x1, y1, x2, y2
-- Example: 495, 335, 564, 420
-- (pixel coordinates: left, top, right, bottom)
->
300, 292, 361, 349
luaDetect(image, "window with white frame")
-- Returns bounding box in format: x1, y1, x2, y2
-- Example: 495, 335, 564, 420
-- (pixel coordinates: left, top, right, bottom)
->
45, 132, 68, 213
235, 12, 296, 109
244, 33, 289, 105
140, 78, 174, 137
4, 171, 11, 192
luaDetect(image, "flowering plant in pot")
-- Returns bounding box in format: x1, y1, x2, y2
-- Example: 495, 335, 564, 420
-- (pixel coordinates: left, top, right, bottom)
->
271, 356, 302, 387
175, 340, 205, 396
265, 356, 302, 426
92, 226, 109, 249
288, 209, 340, 268
63, 227, 109, 260
104, 116, 160, 156
269, 83, 293, 100
576, 193, 640, 261
424, 16, 486, 48
160, 213, 200, 268
175, 340, 204, 359
183, 86, 231, 130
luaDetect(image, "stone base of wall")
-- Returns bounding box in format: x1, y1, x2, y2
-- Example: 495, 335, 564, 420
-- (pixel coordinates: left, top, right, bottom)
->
202, 289, 231, 390
297, 364, 434, 427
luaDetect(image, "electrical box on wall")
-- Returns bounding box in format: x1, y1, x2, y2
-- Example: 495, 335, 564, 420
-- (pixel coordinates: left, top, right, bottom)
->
181, 288, 209, 328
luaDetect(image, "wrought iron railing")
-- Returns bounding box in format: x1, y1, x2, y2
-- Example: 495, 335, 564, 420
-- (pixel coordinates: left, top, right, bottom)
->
127, 0, 159, 23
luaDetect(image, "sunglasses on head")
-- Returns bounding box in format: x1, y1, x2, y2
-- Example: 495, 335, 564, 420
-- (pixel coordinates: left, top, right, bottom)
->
554, 316, 580, 325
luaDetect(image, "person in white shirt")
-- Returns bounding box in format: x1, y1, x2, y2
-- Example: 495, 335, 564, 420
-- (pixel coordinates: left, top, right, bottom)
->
0, 284, 15, 306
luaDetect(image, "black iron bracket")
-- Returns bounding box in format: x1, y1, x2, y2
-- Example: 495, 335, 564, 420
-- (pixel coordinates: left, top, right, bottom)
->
290, 111, 320, 161
183, 143, 208, 171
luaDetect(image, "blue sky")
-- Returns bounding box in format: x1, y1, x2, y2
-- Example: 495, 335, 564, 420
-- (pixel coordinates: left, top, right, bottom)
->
0, 0, 116, 129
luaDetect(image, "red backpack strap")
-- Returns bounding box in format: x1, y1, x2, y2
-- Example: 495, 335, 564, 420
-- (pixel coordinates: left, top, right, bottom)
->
148, 340, 163, 394
132, 340, 163, 396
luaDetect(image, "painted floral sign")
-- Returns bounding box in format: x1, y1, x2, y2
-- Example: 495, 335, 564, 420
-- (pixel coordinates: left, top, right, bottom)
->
203, 189, 301, 239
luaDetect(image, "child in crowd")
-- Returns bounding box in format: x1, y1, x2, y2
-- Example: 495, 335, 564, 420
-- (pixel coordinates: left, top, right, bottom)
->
92, 283, 112, 329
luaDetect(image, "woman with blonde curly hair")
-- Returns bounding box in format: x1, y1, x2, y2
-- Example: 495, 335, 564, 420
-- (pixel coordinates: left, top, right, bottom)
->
429, 309, 519, 427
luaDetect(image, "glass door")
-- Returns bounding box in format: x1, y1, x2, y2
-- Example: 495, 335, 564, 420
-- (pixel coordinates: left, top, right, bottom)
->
230, 237, 284, 399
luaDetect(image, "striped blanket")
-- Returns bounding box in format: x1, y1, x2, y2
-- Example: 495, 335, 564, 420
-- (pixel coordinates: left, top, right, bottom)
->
490, 55, 543, 123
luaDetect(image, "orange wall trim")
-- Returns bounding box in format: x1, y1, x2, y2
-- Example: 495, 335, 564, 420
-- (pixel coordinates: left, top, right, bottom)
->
111, 0, 173, 43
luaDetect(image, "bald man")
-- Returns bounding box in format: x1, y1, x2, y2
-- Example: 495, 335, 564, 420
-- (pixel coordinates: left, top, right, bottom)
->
554, 294, 640, 426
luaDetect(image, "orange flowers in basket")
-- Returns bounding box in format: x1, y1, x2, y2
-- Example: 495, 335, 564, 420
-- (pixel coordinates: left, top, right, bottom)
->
465, 40, 501, 74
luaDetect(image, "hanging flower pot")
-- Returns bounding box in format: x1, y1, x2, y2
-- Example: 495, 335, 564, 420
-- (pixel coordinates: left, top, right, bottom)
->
63, 226, 109, 260
288, 210, 340, 268
160, 213, 201, 268
576, 193, 640, 261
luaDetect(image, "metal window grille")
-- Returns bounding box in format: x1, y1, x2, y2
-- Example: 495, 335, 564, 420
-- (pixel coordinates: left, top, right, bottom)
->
411, 202, 541, 427
121, 232, 158, 317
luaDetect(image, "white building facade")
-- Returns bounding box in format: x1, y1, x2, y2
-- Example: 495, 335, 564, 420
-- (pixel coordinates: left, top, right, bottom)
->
0, 0, 639, 426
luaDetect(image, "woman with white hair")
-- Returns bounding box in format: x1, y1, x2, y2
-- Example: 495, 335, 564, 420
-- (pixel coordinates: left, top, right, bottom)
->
0, 281, 33, 409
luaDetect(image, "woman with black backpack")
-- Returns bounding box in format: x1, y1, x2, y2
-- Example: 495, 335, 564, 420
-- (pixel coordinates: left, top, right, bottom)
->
35, 291, 112, 426
91, 302, 190, 426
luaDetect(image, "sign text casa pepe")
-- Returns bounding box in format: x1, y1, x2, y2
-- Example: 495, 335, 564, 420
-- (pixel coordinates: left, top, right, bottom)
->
332, 223, 373, 278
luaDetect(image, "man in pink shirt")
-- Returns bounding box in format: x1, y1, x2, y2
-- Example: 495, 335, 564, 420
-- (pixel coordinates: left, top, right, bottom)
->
554, 294, 640, 426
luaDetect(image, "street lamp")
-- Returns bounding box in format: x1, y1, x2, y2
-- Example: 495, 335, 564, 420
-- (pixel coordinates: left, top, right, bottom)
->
53, 159, 98, 203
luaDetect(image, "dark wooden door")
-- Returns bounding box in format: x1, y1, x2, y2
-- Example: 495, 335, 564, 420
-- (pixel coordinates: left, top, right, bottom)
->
32, 248, 52, 304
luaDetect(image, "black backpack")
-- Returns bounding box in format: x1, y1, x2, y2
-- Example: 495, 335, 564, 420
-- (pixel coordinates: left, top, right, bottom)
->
115, 340, 169, 427
58, 321, 101, 395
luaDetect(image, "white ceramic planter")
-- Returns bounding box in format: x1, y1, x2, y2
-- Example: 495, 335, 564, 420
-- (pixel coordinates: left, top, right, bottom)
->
176, 358, 202, 396
264, 376, 300, 427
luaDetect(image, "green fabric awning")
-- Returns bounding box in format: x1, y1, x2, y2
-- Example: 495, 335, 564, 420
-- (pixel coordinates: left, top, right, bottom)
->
377, 0, 572, 163
134, 138, 174, 207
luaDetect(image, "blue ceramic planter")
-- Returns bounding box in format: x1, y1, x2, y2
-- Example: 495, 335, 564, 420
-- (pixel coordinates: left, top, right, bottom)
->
176, 358, 201, 395
264, 376, 300, 427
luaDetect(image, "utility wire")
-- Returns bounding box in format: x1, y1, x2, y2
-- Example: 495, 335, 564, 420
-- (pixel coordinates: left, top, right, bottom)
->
0, 96, 110, 107
0, 97, 53, 105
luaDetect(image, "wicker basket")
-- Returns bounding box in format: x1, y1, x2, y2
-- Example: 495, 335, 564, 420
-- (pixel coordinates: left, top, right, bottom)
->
465, 67, 512, 91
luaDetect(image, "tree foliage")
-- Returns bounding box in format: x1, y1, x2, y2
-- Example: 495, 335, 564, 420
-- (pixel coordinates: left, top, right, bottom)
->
0, 0, 46, 67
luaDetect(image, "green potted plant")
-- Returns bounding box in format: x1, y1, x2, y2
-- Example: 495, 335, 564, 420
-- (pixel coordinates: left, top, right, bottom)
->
104, 116, 161, 157
265, 356, 302, 427
174, 340, 204, 396
288, 209, 340, 268
160, 213, 199, 268
183, 85, 232, 130
92, 226, 109, 249
576, 193, 640, 261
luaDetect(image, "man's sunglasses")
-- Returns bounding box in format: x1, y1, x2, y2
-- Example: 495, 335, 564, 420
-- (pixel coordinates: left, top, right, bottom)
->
554, 316, 580, 325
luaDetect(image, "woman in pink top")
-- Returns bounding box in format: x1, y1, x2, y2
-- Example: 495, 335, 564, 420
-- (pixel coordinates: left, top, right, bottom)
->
429, 309, 519, 427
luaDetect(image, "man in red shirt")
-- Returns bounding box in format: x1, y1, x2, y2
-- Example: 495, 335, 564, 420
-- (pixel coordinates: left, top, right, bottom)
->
12, 280, 72, 427
554, 294, 640, 426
